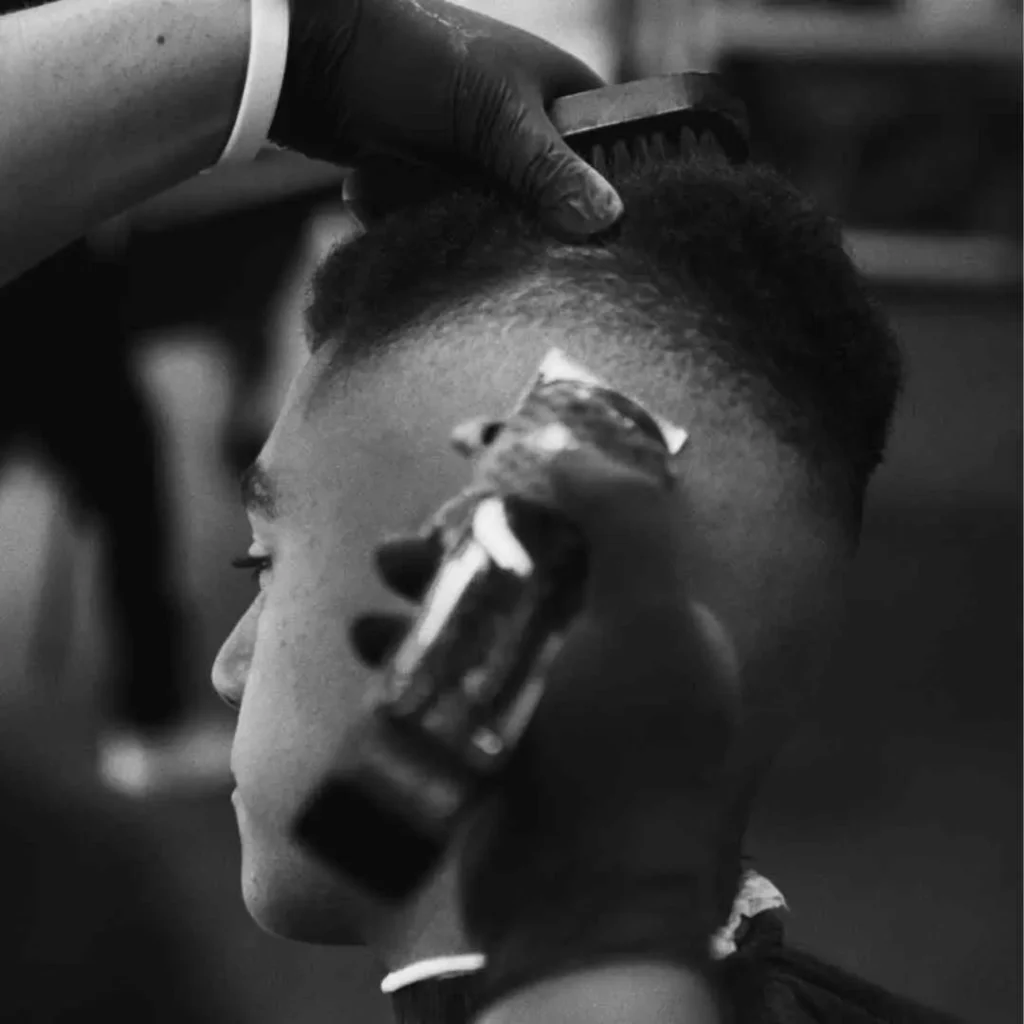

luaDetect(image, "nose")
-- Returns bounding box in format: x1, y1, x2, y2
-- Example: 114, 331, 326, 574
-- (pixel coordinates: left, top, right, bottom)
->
211, 602, 258, 710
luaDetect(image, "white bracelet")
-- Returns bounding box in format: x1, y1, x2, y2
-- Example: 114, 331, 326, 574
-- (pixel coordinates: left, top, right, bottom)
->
208, 0, 290, 170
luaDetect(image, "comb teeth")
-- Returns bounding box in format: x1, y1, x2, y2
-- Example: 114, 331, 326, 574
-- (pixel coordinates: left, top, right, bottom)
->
649, 132, 668, 162
553, 74, 749, 177
677, 127, 700, 156
611, 138, 633, 178
634, 133, 651, 167
580, 124, 724, 180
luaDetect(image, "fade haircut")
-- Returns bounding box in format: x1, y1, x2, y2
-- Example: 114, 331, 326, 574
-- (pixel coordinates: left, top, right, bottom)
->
303, 137, 903, 537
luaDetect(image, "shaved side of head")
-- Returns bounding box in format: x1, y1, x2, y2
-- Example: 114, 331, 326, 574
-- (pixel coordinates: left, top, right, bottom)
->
303, 140, 903, 539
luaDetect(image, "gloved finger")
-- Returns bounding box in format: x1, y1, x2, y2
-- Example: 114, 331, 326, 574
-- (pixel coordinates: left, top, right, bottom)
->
375, 531, 444, 601
506, 49, 622, 238
450, 416, 505, 458
349, 612, 411, 668
544, 443, 687, 600
495, 92, 624, 239
345, 111, 621, 240
503, 22, 606, 100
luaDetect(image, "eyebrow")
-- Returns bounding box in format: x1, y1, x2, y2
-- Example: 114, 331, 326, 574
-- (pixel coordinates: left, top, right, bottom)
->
240, 461, 278, 520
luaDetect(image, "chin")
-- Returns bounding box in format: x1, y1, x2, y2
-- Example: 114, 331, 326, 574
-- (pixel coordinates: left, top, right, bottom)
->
239, 838, 368, 946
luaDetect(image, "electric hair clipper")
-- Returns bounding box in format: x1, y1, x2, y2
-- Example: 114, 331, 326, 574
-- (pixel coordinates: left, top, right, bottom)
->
296, 350, 687, 901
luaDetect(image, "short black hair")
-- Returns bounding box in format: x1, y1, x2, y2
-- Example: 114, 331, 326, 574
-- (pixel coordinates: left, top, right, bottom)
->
304, 139, 903, 535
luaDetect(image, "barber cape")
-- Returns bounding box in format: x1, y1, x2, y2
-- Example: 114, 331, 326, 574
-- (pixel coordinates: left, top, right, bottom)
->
386, 869, 963, 1024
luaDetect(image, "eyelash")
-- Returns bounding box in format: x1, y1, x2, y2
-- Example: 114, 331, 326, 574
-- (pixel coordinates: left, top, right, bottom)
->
231, 554, 272, 584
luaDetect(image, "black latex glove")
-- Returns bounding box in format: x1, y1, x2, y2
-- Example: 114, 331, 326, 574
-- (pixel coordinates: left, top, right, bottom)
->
269, 0, 623, 238
351, 424, 742, 1012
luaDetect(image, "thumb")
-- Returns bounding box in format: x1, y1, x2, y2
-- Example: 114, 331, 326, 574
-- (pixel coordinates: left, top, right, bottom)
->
497, 100, 623, 239
545, 444, 686, 598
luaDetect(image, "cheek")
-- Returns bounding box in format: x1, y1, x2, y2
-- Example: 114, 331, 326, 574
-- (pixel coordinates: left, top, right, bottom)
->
230, 545, 381, 836
227, 536, 397, 944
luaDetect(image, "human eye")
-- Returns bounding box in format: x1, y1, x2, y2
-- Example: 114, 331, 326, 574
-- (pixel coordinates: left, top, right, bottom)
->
230, 552, 273, 588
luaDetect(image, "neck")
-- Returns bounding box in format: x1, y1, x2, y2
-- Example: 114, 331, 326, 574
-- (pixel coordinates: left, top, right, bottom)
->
473, 963, 723, 1024
377, 856, 477, 973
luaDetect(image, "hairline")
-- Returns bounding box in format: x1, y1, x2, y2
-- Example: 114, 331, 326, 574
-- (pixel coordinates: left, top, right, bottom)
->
298, 157, 901, 538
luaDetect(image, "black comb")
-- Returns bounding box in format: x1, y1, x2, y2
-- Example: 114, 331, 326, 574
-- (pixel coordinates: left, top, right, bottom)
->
550, 72, 749, 176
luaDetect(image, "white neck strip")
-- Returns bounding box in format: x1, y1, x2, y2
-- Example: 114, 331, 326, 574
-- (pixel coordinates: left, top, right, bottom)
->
380, 954, 487, 994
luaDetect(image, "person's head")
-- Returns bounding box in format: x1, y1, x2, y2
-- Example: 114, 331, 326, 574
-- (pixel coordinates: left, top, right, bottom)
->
212, 136, 903, 947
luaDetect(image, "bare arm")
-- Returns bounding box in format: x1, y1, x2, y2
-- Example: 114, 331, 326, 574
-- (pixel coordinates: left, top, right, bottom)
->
472, 962, 723, 1024
0, 0, 621, 288
0, 0, 249, 286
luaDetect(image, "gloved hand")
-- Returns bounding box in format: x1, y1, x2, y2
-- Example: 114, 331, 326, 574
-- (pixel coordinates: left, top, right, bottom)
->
268, 0, 623, 238
350, 422, 743, 1012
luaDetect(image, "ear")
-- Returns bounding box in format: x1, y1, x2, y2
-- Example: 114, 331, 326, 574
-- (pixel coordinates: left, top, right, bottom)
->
450, 416, 505, 458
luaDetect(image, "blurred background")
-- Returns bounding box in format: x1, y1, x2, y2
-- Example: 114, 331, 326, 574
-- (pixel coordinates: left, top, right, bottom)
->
0, 0, 1019, 1021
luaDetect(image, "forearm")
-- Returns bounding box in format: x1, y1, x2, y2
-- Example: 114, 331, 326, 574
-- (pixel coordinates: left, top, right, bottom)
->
472, 962, 723, 1024
0, 0, 249, 285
